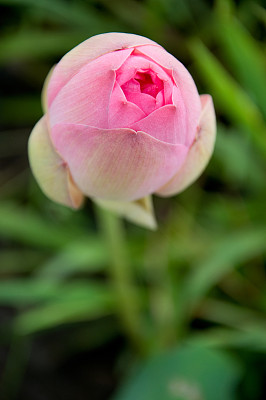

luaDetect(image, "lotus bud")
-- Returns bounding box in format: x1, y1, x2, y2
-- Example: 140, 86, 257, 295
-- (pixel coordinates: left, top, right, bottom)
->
28, 33, 216, 229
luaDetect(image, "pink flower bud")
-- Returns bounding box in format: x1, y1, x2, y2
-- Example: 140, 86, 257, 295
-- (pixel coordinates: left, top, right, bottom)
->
28, 33, 216, 228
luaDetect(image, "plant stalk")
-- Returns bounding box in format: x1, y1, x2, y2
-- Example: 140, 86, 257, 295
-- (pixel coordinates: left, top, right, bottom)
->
96, 205, 145, 354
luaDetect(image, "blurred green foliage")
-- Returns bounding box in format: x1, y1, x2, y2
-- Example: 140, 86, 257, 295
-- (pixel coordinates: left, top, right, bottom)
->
0, 0, 266, 399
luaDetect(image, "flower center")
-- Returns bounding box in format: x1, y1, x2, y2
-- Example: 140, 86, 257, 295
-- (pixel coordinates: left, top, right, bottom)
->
115, 54, 173, 115
134, 70, 164, 98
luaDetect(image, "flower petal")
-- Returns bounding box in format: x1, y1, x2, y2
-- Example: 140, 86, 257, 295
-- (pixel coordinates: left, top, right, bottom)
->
136, 45, 201, 146
47, 33, 159, 107
41, 65, 56, 113
49, 48, 132, 129
156, 95, 216, 196
116, 54, 170, 86
108, 82, 146, 128
130, 105, 178, 144
94, 196, 157, 230
171, 85, 187, 144
28, 116, 84, 208
51, 123, 188, 201
155, 90, 164, 109
125, 91, 156, 115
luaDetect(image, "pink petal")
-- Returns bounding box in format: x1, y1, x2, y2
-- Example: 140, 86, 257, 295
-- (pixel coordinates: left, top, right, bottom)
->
156, 95, 216, 196
130, 105, 178, 144
136, 45, 201, 146
28, 116, 84, 208
155, 90, 164, 109
51, 123, 188, 201
171, 85, 187, 144
125, 91, 156, 115
108, 83, 146, 128
47, 33, 159, 107
49, 49, 132, 129
164, 80, 173, 105
116, 54, 171, 87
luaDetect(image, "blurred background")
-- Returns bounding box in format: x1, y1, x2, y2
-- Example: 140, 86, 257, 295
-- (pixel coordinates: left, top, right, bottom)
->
0, 0, 266, 399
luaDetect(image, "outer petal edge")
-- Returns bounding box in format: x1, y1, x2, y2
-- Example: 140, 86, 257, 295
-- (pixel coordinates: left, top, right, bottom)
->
156, 95, 216, 196
28, 116, 84, 209
47, 32, 159, 107
51, 123, 188, 202
41, 65, 55, 113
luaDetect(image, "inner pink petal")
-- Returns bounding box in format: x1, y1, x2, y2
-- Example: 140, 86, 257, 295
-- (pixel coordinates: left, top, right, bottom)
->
121, 78, 141, 96
114, 52, 177, 117
135, 45, 201, 146
125, 91, 156, 115
116, 54, 171, 86
135, 70, 164, 97
108, 82, 145, 128
155, 90, 164, 110
164, 80, 174, 105
130, 105, 178, 144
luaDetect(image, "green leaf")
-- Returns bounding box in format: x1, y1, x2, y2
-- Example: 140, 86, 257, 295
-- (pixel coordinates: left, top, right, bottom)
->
113, 345, 241, 400
0, 202, 84, 248
187, 327, 266, 352
201, 299, 266, 330
0, 250, 45, 274
216, 5, 266, 118
146, 0, 193, 27
0, 279, 111, 306
13, 281, 116, 335
0, 279, 59, 305
179, 227, 266, 316
0, 31, 88, 64
36, 239, 107, 278
252, 3, 266, 26
0, 0, 121, 30
195, 299, 266, 352
189, 39, 266, 158
212, 126, 265, 189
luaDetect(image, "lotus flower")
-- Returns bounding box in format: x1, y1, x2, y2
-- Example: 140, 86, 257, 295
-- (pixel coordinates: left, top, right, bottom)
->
28, 33, 216, 229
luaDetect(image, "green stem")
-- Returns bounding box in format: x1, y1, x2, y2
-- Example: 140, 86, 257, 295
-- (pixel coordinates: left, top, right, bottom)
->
96, 205, 145, 354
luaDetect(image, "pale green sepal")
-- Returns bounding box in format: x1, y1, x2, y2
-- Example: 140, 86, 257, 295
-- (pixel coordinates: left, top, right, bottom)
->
28, 115, 84, 209
94, 196, 157, 230
41, 65, 56, 113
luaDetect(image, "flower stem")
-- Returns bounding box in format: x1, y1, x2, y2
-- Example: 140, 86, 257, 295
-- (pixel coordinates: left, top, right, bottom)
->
95, 205, 145, 354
